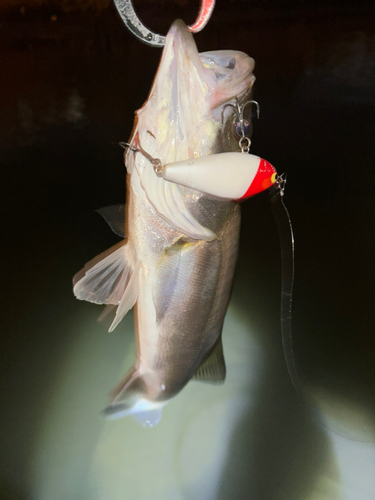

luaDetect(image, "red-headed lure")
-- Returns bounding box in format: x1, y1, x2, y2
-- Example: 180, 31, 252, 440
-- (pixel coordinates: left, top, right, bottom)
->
154, 152, 277, 201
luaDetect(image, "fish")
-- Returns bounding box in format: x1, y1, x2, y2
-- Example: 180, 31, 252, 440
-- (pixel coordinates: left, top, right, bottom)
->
73, 19, 256, 425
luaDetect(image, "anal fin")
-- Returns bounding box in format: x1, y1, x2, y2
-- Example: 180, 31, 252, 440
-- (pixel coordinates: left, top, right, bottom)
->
193, 337, 226, 384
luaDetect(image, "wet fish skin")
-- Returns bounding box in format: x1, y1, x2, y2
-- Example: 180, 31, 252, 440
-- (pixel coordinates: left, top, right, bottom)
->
74, 19, 256, 420
131, 179, 241, 401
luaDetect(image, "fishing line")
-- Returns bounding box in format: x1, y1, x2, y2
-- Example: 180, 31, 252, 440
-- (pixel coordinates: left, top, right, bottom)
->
269, 179, 372, 443
269, 176, 300, 395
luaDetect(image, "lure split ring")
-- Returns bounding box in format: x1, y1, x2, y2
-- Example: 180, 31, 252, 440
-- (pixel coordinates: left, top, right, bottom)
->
239, 136, 251, 153
113, 0, 216, 47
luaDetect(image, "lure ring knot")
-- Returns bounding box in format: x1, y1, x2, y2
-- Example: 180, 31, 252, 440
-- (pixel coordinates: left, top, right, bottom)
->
275, 173, 287, 197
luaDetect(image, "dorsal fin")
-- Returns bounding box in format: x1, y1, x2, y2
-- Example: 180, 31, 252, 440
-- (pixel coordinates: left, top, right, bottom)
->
193, 337, 226, 384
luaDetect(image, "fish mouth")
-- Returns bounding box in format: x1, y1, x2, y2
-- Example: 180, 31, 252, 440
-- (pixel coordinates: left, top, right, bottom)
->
135, 19, 256, 163
164, 19, 256, 113
200, 50, 256, 109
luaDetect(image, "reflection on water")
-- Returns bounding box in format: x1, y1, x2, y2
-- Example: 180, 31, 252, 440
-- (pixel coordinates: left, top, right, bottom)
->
1, 5, 374, 500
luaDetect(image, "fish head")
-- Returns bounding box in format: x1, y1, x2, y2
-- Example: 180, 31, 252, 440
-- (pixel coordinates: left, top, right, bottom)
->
128, 19, 256, 169
126, 20, 257, 240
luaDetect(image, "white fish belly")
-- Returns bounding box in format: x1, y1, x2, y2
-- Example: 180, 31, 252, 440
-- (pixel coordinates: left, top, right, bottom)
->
128, 169, 241, 401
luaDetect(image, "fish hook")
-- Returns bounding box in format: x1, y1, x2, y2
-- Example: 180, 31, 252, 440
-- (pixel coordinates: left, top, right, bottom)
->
221, 98, 260, 153
112, 0, 216, 47
118, 141, 163, 175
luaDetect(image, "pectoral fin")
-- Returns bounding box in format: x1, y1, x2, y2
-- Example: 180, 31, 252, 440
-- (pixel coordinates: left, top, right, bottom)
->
193, 337, 226, 384
73, 241, 139, 331
108, 262, 140, 332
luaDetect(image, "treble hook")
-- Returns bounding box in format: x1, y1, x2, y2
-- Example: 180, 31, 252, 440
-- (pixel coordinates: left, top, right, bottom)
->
221, 99, 260, 131
221, 98, 260, 153
113, 0, 216, 47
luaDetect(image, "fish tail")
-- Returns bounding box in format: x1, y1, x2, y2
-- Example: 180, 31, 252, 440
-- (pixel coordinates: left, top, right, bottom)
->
108, 368, 146, 404
102, 369, 164, 425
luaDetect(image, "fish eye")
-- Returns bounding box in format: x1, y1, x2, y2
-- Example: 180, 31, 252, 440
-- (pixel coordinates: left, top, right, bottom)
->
232, 119, 250, 138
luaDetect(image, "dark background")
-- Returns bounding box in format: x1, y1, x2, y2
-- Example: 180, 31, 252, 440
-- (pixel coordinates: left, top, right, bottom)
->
1, 0, 374, 498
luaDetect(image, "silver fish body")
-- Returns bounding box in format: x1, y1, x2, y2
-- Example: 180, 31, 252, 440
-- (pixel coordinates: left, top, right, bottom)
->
74, 20, 256, 422
127, 172, 241, 402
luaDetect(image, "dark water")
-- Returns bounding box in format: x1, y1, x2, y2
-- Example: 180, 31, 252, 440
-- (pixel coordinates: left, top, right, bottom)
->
1, 4, 374, 499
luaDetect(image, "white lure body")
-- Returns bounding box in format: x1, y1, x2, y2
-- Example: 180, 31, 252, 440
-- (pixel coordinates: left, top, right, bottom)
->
161, 152, 277, 200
